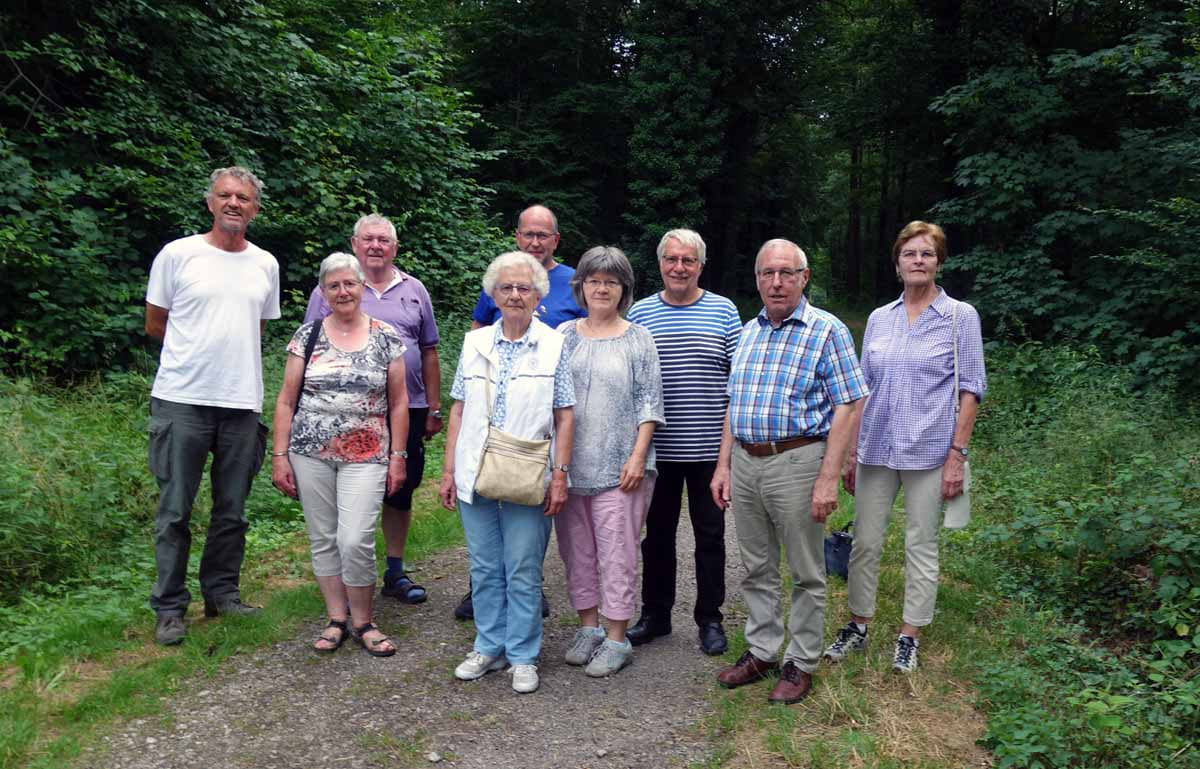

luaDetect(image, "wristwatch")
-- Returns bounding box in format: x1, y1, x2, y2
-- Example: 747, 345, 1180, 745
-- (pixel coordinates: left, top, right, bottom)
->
553, 463, 569, 473
950, 444, 969, 458
390, 450, 409, 459
430, 409, 443, 419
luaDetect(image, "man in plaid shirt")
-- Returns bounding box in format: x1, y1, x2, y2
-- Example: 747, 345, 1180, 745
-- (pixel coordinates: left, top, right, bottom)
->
710, 238, 867, 705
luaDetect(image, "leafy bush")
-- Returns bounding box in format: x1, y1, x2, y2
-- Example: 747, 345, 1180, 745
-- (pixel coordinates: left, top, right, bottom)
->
970, 343, 1200, 767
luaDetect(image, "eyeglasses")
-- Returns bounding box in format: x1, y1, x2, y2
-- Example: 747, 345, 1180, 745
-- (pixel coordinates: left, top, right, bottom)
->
899, 249, 936, 260
583, 278, 621, 290
497, 283, 534, 296
756, 268, 803, 283
355, 235, 395, 246
324, 279, 362, 292
517, 230, 556, 242
661, 256, 699, 268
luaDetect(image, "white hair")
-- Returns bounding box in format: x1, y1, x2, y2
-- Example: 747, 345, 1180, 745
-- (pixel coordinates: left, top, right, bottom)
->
755, 238, 808, 270
482, 251, 550, 298
657, 229, 707, 265
204, 166, 264, 204
353, 213, 397, 240
318, 252, 365, 286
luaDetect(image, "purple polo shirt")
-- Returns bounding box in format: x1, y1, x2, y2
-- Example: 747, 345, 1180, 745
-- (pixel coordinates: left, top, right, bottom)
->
304, 267, 440, 408
855, 289, 986, 470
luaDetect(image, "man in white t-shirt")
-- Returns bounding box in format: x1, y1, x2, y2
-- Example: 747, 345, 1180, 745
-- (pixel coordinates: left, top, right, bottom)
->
144, 166, 281, 646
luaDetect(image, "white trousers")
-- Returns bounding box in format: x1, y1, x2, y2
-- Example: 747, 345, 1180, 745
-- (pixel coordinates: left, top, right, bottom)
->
847, 464, 943, 627
290, 453, 386, 587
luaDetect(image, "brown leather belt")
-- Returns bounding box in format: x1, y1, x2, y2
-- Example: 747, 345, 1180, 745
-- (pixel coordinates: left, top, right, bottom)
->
738, 435, 825, 457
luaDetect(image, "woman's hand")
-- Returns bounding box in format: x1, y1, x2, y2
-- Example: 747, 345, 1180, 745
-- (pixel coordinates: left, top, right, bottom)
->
618, 452, 646, 491
387, 455, 407, 496
545, 473, 568, 517
438, 469, 457, 511
842, 455, 857, 495
272, 455, 298, 498
941, 451, 965, 499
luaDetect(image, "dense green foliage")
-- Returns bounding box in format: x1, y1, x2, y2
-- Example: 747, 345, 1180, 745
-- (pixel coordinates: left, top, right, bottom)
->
0, 0, 502, 373
970, 343, 1199, 767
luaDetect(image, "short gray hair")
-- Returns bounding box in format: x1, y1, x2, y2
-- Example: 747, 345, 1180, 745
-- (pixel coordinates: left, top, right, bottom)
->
205, 166, 264, 204
516, 205, 559, 234
482, 251, 550, 299
319, 252, 365, 287
656, 229, 707, 265
572, 246, 636, 313
353, 213, 397, 240
755, 238, 808, 271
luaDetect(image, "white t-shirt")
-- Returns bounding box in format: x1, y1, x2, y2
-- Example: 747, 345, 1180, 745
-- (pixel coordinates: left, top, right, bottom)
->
146, 234, 281, 411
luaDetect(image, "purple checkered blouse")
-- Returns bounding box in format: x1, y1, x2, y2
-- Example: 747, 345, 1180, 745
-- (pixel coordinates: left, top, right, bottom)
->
856, 289, 986, 470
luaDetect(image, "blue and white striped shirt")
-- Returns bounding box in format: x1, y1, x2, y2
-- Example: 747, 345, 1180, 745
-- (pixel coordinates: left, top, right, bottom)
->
628, 291, 742, 462
727, 299, 867, 443
856, 290, 986, 470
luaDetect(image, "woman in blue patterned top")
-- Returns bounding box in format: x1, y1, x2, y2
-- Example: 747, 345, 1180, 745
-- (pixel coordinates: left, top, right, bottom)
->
823, 221, 986, 674
439, 251, 576, 695
555, 246, 665, 678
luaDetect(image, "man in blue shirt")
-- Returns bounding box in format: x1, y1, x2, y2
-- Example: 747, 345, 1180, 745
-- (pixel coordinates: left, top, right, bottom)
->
469, 205, 586, 329
710, 239, 867, 705
456, 204, 586, 620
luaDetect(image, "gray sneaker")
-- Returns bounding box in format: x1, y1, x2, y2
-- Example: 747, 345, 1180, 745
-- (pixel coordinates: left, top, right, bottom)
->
585, 639, 633, 677
155, 615, 186, 646
892, 635, 919, 673
565, 627, 605, 666
824, 622, 867, 662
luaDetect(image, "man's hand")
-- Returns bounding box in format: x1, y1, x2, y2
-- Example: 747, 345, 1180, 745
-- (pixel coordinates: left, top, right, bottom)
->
811, 475, 839, 523
941, 450, 966, 500
842, 459, 857, 495
710, 464, 732, 510
424, 411, 444, 439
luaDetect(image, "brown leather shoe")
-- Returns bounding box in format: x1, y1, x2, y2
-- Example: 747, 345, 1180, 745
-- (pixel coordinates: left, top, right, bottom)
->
767, 661, 813, 704
717, 651, 778, 689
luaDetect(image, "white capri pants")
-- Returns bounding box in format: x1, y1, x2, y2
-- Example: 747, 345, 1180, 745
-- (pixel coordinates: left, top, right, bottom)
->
847, 464, 943, 627
290, 453, 386, 587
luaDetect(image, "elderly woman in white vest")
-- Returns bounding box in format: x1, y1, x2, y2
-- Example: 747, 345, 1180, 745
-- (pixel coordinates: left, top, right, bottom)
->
439, 251, 575, 695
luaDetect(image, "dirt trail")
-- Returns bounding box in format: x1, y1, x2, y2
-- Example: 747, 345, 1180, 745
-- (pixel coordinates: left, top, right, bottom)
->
93, 522, 739, 768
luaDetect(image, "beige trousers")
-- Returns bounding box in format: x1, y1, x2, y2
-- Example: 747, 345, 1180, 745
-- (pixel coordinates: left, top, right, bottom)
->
730, 441, 826, 672
847, 464, 943, 627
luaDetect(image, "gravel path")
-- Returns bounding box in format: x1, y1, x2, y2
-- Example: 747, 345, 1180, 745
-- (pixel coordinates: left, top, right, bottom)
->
94, 518, 741, 768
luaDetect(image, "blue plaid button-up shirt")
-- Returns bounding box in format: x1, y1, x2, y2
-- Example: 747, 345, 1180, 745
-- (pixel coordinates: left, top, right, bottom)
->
727, 299, 868, 443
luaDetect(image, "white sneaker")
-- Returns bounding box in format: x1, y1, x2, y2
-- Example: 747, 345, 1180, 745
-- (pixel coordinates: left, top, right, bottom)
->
824, 622, 868, 662
585, 639, 633, 677
892, 635, 919, 673
454, 651, 508, 680
510, 663, 539, 693
564, 627, 605, 666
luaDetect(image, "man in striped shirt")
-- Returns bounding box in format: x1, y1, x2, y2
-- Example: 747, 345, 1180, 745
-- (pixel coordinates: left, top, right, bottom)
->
626, 229, 743, 656
710, 238, 866, 705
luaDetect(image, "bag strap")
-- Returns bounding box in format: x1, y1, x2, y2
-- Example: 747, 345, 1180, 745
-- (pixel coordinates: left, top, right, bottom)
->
294, 320, 322, 416
952, 300, 960, 417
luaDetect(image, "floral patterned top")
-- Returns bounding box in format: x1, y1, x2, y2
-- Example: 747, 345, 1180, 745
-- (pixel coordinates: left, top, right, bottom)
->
285, 318, 406, 464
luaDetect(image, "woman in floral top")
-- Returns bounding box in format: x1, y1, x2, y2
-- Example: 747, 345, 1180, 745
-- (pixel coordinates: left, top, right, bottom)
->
271, 252, 409, 657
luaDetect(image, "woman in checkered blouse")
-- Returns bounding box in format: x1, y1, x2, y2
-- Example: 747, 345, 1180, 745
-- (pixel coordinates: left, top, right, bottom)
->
823, 222, 986, 674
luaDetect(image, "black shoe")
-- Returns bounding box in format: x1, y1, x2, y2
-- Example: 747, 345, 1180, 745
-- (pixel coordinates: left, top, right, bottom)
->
626, 614, 671, 646
541, 589, 551, 618
453, 590, 474, 621
155, 615, 186, 645
699, 622, 728, 656
203, 597, 261, 618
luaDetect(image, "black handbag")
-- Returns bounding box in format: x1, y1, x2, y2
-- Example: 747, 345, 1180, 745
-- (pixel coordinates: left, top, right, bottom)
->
824, 521, 853, 581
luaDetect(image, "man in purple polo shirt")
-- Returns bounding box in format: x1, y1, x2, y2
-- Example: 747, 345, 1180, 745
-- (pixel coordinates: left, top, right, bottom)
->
304, 213, 442, 604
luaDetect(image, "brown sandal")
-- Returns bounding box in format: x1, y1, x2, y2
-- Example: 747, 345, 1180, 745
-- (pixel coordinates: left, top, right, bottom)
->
314, 619, 349, 654
353, 622, 396, 657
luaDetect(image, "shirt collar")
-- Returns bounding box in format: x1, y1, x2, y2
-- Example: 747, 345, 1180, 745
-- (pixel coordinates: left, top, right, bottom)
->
755, 296, 810, 328
366, 266, 404, 298
492, 320, 536, 347
885, 287, 951, 317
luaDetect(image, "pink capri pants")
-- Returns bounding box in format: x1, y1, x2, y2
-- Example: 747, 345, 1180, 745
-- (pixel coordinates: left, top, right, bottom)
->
556, 479, 655, 621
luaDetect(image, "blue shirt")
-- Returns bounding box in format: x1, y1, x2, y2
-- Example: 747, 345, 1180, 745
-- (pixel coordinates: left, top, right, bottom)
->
727, 299, 868, 442
471, 262, 586, 328
856, 289, 986, 470
627, 290, 742, 462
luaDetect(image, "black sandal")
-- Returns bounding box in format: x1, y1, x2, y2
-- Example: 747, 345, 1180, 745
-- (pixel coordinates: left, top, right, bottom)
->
314, 619, 349, 654
353, 622, 397, 658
